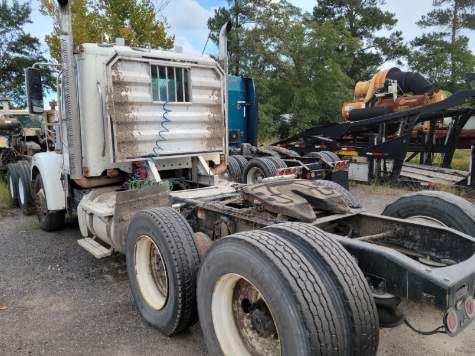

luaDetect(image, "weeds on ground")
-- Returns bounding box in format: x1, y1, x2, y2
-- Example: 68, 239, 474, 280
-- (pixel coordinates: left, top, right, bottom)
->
351, 178, 474, 202
350, 181, 410, 196
406, 149, 470, 171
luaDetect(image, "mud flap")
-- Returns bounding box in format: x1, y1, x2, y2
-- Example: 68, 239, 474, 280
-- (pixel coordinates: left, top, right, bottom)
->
112, 183, 171, 252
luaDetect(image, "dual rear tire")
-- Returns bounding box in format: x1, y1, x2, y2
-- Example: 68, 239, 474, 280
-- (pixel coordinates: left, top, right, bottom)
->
227, 155, 248, 182
126, 208, 379, 355
6, 163, 20, 207
6, 161, 34, 214
242, 157, 287, 184
197, 225, 379, 356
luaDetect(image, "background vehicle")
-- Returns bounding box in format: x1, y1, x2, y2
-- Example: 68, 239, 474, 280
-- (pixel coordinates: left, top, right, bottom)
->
2, 97, 57, 211
17, 2, 475, 355
275, 73, 475, 187
226, 75, 350, 187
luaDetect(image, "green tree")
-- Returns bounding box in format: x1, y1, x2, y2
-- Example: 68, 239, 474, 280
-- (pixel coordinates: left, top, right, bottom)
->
312, 0, 409, 81
408, 0, 474, 92
0, 0, 53, 106
41, 0, 175, 62
207, 0, 268, 75
209, 1, 357, 139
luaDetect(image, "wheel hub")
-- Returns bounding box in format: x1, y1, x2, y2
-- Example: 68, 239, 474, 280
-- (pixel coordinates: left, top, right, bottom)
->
247, 301, 276, 338
212, 273, 281, 356
134, 235, 169, 310
247, 167, 265, 184
150, 245, 168, 297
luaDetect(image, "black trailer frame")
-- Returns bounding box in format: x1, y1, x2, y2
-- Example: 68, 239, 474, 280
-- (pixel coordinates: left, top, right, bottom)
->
171, 179, 475, 336
275, 90, 475, 186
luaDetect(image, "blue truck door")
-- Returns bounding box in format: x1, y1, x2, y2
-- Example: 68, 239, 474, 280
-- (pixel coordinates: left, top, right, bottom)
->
227, 76, 258, 148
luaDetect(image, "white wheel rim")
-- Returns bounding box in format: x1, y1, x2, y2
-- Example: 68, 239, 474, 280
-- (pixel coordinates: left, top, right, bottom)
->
9, 175, 14, 198
134, 235, 168, 310
212, 273, 281, 356
18, 178, 25, 205
246, 167, 265, 184
409, 215, 447, 227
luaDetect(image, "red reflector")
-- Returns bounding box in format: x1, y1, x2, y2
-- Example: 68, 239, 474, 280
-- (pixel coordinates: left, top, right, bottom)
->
277, 167, 298, 176
466, 298, 474, 319
334, 160, 349, 169
446, 309, 458, 334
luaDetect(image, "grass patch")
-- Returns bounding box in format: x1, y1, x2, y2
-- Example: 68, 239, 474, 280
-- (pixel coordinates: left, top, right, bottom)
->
350, 181, 410, 196
451, 149, 471, 171
406, 149, 470, 171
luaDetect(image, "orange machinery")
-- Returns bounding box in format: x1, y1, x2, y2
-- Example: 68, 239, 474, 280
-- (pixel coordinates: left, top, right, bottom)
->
342, 68, 447, 123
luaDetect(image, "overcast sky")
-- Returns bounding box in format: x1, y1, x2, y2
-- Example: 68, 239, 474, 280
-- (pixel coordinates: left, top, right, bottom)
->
24, 0, 474, 57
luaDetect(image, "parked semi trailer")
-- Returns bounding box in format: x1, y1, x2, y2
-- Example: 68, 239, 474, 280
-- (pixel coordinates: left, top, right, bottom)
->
11, 2, 475, 355
275, 71, 475, 187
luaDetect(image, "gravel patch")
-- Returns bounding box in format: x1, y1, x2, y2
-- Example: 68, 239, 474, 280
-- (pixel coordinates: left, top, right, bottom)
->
0, 185, 473, 355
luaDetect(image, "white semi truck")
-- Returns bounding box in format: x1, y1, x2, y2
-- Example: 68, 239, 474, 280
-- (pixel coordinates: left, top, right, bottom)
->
12, 1, 475, 355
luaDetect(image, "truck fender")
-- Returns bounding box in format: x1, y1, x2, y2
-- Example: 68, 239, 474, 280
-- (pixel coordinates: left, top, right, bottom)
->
31, 152, 66, 211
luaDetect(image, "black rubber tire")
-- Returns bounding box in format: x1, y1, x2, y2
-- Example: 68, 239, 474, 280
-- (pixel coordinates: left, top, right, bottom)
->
16, 160, 35, 215
126, 207, 200, 335
6, 163, 20, 207
232, 154, 248, 171
267, 145, 301, 158
265, 223, 380, 355
382, 190, 475, 236
307, 150, 340, 163
267, 156, 287, 169
34, 173, 65, 231
197, 230, 349, 355
227, 155, 242, 182
242, 157, 279, 184
311, 179, 362, 208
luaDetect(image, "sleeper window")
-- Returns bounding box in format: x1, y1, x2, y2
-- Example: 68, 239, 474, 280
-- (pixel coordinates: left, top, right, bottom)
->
151, 65, 190, 103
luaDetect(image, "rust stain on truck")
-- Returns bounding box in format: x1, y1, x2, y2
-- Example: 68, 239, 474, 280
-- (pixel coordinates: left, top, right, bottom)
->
107, 64, 139, 161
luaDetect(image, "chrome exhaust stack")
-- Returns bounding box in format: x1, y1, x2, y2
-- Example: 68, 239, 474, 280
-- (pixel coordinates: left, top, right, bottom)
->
218, 21, 232, 75
58, 0, 83, 179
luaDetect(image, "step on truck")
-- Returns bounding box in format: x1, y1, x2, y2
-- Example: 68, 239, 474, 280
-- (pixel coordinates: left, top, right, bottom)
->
18, 2, 475, 355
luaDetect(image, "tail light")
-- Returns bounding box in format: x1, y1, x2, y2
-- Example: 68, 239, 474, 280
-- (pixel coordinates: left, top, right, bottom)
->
334, 160, 349, 170
445, 308, 458, 335
367, 151, 384, 158
276, 167, 298, 176
465, 298, 474, 319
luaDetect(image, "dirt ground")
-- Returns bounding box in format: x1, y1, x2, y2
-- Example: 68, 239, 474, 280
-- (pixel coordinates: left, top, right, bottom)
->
0, 184, 474, 355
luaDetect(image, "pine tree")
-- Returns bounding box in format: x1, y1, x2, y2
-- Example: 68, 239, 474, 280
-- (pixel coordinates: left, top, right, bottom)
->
312, 0, 409, 81
207, 0, 268, 75
0, 0, 53, 106
408, 0, 474, 92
